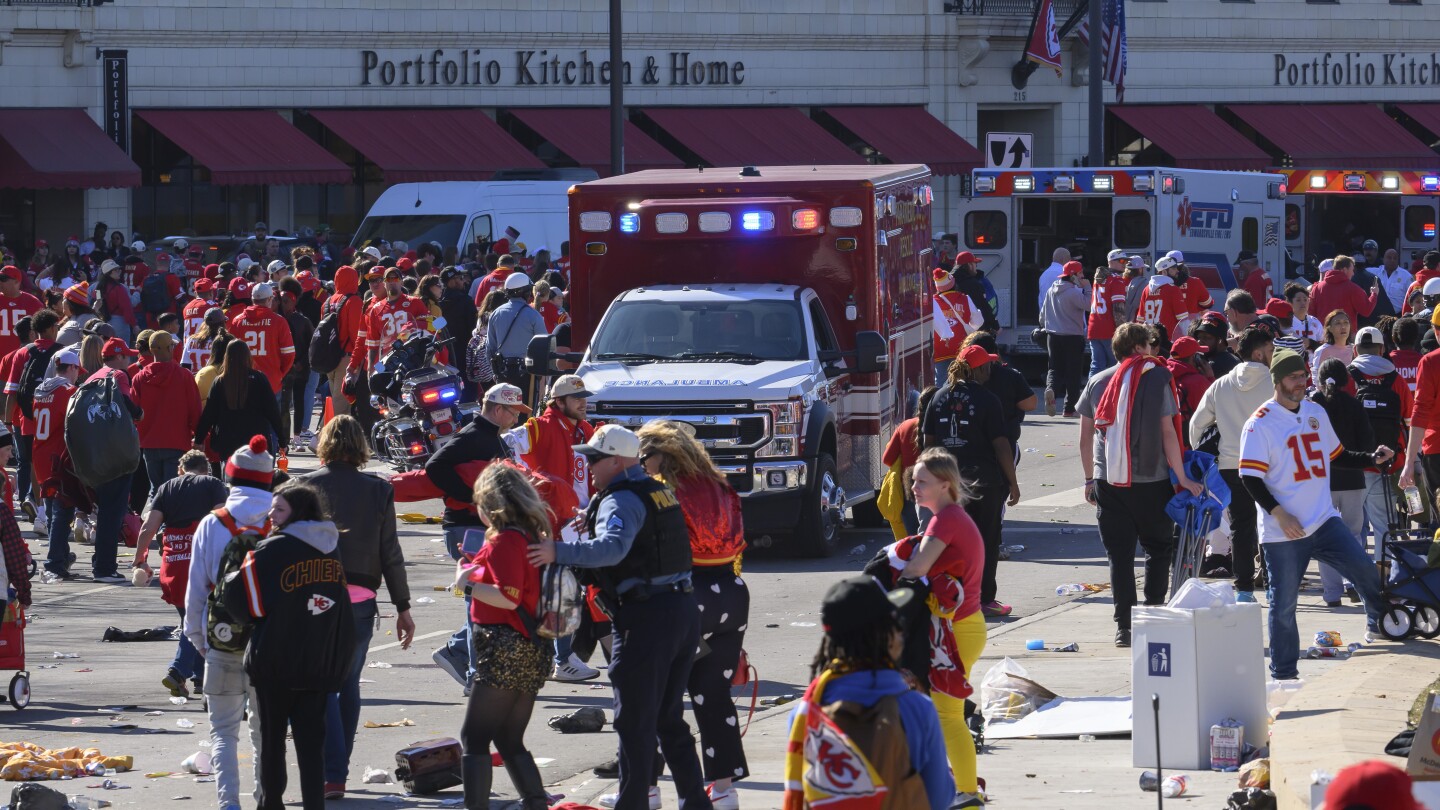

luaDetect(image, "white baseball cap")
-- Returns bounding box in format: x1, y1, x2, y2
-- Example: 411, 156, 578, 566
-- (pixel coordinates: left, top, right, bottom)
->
483, 383, 533, 414
1107, 248, 1127, 262
1165, 250, 1185, 263
131, 240, 146, 252
172, 238, 189, 250
1128, 255, 1147, 270
53, 348, 80, 367
362, 246, 383, 260
503, 272, 531, 291
1155, 256, 1178, 273
266, 260, 287, 276
1318, 258, 1335, 273
237, 257, 255, 272
1355, 326, 1386, 347
250, 281, 275, 300
548, 374, 593, 399
574, 423, 641, 461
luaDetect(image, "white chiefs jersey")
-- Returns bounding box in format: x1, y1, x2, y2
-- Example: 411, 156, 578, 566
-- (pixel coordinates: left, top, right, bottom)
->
1238, 397, 1344, 544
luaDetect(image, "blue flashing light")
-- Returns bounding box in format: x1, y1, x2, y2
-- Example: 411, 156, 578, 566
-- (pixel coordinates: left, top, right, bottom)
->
1425, 224, 1437, 239
619, 213, 640, 234
741, 211, 774, 232
439, 388, 457, 401
1424, 176, 1440, 193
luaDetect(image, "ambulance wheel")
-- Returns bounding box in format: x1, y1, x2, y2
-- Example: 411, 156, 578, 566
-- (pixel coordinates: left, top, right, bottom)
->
8, 672, 30, 710
1414, 605, 1440, 640
796, 453, 842, 558
1381, 605, 1415, 641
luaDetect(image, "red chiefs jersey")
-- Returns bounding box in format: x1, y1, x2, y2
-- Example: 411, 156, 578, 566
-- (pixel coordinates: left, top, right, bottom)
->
30, 381, 73, 499
0, 292, 42, 361
121, 262, 148, 292
1087, 276, 1129, 341
363, 295, 428, 361
516, 404, 595, 506
228, 305, 295, 393
1242, 269, 1272, 305
182, 297, 211, 343
1182, 277, 1213, 314
5, 338, 56, 436
1137, 280, 1187, 339
932, 290, 982, 364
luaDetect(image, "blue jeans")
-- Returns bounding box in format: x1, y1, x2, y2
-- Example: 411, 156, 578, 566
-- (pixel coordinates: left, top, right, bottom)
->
14, 433, 32, 506
1362, 471, 1396, 562
142, 448, 184, 502
107, 316, 130, 346
1088, 338, 1116, 378
45, 497, 75, 575
443, 525, 480, 679
282, 370, 321, 436
92, 472, 133, 578
323, 598, 377, 784
1264, 516, 1385, 679
170, 605, 204, 680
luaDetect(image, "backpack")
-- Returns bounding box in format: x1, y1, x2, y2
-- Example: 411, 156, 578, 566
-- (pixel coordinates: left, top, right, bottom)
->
206, 507, 269, 654
141, 271, 171, 314
309, 294, 354, 374
15, 343, 62, 418
534, 563, 582, 640
1354, 367, 1404, 447
63, 373, 140, 488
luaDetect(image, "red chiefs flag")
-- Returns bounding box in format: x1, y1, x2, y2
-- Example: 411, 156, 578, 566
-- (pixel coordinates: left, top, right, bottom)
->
1024, 0, 1063, 76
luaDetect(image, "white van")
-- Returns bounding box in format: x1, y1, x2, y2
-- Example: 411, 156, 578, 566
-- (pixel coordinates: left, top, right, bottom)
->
349, 169, 596, 258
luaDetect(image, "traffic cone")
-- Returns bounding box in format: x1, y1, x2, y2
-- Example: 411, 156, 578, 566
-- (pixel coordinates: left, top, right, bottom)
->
322, 396, 334, 427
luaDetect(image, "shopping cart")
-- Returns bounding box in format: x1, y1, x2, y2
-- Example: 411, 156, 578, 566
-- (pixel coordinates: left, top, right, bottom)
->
0, 601, 30, 710
1167, 450, 1230, 594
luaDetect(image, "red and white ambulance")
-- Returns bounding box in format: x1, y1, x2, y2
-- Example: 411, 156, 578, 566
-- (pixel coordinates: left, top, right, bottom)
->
1278, 170, 1440, 273
541, 165, 931, 556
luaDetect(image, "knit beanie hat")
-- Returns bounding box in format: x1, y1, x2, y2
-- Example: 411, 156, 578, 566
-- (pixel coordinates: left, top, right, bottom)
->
933, 267, 955, 292
226, 435, 274, 491
0, 423, 14, 451
1270, 349, 1306, 384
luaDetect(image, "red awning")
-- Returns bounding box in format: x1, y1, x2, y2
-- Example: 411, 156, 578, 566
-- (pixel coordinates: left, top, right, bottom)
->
1398, 104, 1440, 144
0, 109, 140, 190
644, 107, 864, 167
137, 109, 351, 185
311, 109, 543, 182
1108, 105, 1271, 171
509, 108, 682, 175
822, 106, 982, 176
1226, 104, 1437, 170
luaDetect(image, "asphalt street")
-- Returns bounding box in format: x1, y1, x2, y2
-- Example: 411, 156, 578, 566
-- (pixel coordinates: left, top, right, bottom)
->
1, 406, 1132, 808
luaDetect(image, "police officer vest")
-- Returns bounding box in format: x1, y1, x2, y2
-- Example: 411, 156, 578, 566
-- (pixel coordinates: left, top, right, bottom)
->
583, 475, 692, 598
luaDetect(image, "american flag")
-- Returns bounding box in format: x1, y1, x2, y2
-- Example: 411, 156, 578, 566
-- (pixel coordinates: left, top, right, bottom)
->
1075, 0, 1128, 102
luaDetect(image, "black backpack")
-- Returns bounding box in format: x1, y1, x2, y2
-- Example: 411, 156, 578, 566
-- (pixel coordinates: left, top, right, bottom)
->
1353, 366, 1404, 447
309, 294, 353, 374
15, 342, 62, 418
141, 271, 171, 314
206, 508, 267, 654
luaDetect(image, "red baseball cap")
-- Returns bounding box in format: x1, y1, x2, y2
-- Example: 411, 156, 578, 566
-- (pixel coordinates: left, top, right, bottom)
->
203, 263, 221, 280
194, 278, 215, 294
1264, 298, 1294, 320
1325, 760, 1418, 810
1170, 336, 1202, 360
102, 337, 139, 359
0, 265, 21, 283
1061, 260, 1085, 278
396, 257, 415, 272
961, 344, 1000, 369
295, 270, 321, 293
228, 277, 251, 300
953, 251, 977, 266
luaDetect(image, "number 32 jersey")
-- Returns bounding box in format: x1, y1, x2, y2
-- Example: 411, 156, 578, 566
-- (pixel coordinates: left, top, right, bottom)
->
1238, 398, 1344, 544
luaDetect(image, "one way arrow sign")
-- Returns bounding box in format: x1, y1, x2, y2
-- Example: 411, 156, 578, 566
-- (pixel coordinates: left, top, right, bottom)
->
986, 132, 1033, 169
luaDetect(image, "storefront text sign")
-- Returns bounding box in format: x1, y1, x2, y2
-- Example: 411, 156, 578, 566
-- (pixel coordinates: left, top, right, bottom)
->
1274, 52, 1440, 87
360, 49, 745, 87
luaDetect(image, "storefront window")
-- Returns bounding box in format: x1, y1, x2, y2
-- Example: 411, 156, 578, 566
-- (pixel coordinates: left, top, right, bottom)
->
965, 210, 1007, 249
1114, 209, 1151, 249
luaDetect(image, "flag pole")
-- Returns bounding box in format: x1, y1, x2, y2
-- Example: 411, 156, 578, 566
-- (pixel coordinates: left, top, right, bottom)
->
1010, 0, 1044, 89
1087, 0, 1104, 166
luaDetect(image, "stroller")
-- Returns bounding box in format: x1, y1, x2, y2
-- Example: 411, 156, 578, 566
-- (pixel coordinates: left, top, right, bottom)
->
1166, 450, 1230, 594
0, 601, 30, 710
1375, 471, 1440, 640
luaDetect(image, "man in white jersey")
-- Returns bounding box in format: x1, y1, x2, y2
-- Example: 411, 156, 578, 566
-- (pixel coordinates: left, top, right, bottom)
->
1237, 349, 1389, 680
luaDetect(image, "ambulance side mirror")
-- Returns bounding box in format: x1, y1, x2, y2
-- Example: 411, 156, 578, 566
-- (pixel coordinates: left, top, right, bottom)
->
526, 334, 558, 376
850, 331, 888, 375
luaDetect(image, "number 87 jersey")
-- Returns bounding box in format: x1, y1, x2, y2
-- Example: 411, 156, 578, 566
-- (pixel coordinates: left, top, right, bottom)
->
1238, 397, 1344, 543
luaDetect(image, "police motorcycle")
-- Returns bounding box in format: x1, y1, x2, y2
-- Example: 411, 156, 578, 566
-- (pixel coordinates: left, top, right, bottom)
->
369, 319, 478, 470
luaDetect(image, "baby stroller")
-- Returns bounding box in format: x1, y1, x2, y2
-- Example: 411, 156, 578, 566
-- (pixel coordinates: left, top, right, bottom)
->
0, 601, 30, 710
1166, 450, 1230, 594
1376, 474, 1440, 640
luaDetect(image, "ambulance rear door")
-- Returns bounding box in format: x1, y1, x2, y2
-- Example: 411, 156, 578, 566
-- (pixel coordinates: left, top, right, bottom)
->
956, 192, 1014, 334
1401, 195, 1440, 266
1111, 193, 1155, 270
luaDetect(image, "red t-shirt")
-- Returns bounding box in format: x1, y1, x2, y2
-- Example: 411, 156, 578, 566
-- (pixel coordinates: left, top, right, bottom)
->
1391, 349, 1423, 396
4, 338, 56, 436
363, 295, 429, 360
882, 417, 921, 473
1242, 269, 1272, 305
473, 269, 513, 307
0, 292, 42, 361
537, 300, 562, 334
229, 306, 296, 393
1138, 281, 1187, 339
1086, 276, 1128, 341
30, 382, 73, 496
924, 504, 984, 621
1182, 277, 1212, 315
465, 529, 541, 636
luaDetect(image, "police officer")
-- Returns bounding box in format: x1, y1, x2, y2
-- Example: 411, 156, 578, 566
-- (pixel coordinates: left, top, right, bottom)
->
528, 425, 712, 810
486, 272, 546, 403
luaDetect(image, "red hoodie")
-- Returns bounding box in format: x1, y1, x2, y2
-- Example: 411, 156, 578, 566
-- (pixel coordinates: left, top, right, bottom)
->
1166, 358, 1211, 428
1403, 267, 1440, 315
1308, 269, 1378, 330
133, 360, 202, 450
328, 266, 368, 374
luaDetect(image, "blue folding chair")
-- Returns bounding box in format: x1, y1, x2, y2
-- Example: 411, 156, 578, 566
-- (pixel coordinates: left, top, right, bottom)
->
1167, 450, 1232, 593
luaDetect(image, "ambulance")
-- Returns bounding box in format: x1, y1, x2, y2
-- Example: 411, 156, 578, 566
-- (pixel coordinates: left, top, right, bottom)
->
956, 167, 1287, 352
1278, 170, 1440, 274
530, 165, 932, 557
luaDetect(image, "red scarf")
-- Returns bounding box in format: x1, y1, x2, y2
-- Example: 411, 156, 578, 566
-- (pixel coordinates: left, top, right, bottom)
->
1093, 354, 1182, 487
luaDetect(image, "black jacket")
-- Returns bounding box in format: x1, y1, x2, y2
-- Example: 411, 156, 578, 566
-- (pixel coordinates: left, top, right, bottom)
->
439, 288, 478, 374
302, 462, 411, 611
226, 521, 354, 691
1308, 389, 1374, 492
424, 415, 514, 526
282, 310, 315, 381
195, 369, 287, 457
953, 271, 999, 333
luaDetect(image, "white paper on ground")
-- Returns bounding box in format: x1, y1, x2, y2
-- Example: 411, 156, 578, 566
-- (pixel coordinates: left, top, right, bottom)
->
985, 696, 1133, 739
1167, 578, 1236, 609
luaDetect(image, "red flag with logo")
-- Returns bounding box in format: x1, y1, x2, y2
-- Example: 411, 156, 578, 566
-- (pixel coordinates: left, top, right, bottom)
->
1024, 0, 1063, 76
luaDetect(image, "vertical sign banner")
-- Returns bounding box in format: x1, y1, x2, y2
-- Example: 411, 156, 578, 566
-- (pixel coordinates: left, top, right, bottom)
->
102, 50, 129, 153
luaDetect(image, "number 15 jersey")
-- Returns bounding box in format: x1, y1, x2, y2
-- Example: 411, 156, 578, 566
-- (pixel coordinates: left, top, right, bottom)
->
1238, 397, 1343, 544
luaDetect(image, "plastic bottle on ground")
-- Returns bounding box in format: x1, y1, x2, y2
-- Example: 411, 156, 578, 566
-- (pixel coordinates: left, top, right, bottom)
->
1056, 583, 1085, 595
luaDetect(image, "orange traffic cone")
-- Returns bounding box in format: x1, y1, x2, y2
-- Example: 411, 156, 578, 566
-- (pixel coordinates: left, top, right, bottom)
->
322, 396, 334, 427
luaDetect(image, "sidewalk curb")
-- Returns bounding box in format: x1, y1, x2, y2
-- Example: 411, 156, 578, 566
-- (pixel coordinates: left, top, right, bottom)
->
986, 593, 1093, 640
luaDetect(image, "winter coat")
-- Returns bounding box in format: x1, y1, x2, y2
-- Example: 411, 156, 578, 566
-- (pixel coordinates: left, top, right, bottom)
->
301, 462, 410, 612
1189, 361, 1273, 469
194, 369, 286, 459
133, 360, 201, 450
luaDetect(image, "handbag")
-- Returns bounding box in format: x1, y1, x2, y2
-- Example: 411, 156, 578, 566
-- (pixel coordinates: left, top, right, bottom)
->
730, 648, 760, 737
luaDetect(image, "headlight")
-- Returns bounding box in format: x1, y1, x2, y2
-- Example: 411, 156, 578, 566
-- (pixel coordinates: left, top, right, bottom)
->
756, 398, 805, 458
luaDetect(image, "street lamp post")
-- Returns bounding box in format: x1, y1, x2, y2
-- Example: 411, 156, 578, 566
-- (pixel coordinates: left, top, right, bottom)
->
609, 0, 624, 176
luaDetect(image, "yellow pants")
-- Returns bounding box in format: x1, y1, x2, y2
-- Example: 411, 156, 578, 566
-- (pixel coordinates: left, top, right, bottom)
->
934, 610, 988, 794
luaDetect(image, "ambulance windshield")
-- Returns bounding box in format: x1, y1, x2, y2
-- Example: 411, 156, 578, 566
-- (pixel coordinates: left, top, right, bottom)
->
592, 300, 807, 363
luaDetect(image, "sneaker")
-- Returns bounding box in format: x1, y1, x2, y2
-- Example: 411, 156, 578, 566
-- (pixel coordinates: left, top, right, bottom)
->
550, 653, 601, 682
1235, 590, 1257, 603
431, 646, 468, 688
1324, 600, 1342, 608
19, 499, 36, 521
324, 783, 345, 800
162, 669, 190, 699
1115, 628, 1132, 648
33, 517, 46, 537
1345, 585, 1360, 603
598, 787, 660, 809
594, 754, 666, 780
951, 792, 986, 809
1044, 389, 1056, 417
93, 573, 127, 585
980, 601, 1012, 618
1062, 410, 1078, 419
707, 784, 740, 809
1365, 629, 1379, 644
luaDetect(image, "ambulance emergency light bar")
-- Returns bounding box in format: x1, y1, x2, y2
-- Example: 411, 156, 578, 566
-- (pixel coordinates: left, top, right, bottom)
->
580, 205, 867, 235
1296, 171, 1439, 194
